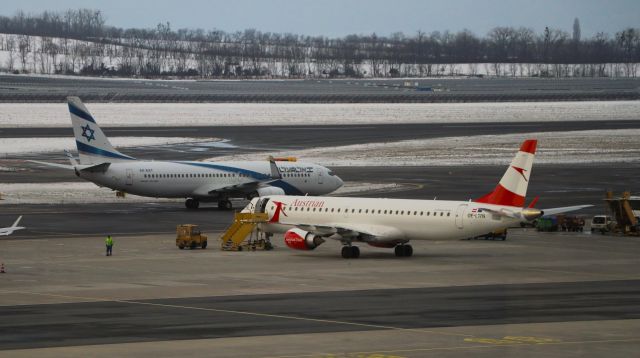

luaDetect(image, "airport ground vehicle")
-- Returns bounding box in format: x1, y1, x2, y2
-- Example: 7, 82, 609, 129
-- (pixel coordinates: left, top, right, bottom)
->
590, 216, 615, 234
557, 215, 585, 232
536, 217, 558, 232
176, 224, 207, 249
472, 228, 507, 240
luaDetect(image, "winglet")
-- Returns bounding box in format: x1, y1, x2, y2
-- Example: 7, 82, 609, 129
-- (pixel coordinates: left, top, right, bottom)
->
268, 156, 282, 180
12, 216, 22, 228
65, 150, 79, 167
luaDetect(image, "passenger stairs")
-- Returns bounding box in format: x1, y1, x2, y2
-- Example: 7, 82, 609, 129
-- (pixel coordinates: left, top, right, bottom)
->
219, 212, 272, 251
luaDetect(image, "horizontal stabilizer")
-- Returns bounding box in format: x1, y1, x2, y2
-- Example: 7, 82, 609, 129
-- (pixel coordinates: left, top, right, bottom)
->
28, 160, 75, 170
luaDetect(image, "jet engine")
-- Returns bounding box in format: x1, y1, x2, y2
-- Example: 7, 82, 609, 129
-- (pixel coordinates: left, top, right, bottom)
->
520, 208, 544, 221
252, 186, 286, 198
284, 228, 325, 250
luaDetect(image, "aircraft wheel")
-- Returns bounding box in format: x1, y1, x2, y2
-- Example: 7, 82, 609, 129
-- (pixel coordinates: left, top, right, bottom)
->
395, 245, 412, 257
404, 245, 413, 257
350, 246, 360, 258
341, 246, 352, 259
218, 200, 232, 210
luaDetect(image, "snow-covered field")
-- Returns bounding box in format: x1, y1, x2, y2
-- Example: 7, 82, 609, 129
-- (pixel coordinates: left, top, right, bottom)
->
207, 129, 640, 166
0, 137, 219, 155
2, 101, 640, 128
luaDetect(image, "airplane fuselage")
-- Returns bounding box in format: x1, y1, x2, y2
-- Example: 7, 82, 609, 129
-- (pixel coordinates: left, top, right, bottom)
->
254, 196, 523, 242
80, 161, 342, 200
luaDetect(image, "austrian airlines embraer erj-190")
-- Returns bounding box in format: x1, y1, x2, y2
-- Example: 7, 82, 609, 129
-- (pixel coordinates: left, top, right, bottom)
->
244, 140, 590, 258
33, 97, 343, 210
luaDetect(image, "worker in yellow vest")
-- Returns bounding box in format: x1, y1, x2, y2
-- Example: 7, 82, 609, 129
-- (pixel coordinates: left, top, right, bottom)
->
105, 235, 114, 256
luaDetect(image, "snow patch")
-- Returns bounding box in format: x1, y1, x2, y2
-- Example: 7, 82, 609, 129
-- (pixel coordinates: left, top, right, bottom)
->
2, 101, 640, 128
205, 129, 640, 166
0, 137, 220, 155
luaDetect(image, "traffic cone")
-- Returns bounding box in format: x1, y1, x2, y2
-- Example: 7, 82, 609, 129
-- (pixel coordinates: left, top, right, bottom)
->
1, 263, 5, 273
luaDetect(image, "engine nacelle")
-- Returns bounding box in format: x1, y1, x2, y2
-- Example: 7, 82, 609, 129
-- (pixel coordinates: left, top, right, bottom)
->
253, 186, 286, 197
520, 208, 544, 221
284, 228, 325, 250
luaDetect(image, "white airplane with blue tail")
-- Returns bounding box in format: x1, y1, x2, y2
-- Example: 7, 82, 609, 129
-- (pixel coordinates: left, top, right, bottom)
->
33, 97, 343, 209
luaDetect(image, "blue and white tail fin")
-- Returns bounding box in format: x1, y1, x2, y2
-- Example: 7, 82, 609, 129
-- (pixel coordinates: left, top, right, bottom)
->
68, 97, 135, 165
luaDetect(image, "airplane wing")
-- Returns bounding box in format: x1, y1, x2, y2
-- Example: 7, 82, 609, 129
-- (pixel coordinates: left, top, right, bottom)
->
283, 221, 405, 242
541, 205, 593, 217
0, 216, 25, 236
28, 150, 82, 170
193, 158, 284, 197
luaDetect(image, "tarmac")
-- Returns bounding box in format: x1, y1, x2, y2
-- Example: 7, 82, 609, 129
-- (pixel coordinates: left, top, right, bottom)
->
1, 100, 640, 356
0, 229, 639, 357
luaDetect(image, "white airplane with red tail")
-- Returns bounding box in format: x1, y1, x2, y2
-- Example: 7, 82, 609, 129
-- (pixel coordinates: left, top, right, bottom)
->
244, 139, 591, 258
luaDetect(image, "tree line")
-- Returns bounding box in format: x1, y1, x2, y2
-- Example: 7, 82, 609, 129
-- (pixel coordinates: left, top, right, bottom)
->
0, 9, 638, 78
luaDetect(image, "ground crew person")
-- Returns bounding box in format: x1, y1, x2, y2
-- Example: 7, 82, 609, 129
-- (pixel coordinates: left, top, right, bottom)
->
105, 235, 114, 256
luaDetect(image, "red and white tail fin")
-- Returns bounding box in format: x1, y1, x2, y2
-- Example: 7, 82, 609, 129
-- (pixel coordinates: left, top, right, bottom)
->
474, 139, 537, 208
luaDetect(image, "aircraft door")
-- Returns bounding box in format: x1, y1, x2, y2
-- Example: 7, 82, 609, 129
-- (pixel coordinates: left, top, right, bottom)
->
318, 169, 323, 185
455, 204, 467, 229
256, 198, 269, 214
126, 168, 133, 186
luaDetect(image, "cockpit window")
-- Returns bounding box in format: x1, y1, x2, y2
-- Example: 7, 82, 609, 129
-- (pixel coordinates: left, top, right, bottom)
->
328, 171, 336, 176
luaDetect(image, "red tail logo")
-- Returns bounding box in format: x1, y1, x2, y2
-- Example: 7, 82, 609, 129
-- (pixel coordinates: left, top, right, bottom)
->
512, 166, 528, 182
269, 201, 288, 223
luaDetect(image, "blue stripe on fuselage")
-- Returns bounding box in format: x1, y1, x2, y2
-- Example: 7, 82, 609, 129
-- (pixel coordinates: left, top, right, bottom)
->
76, 141, 135, 160
69, 102, 96, 123
177, 162, 305, 195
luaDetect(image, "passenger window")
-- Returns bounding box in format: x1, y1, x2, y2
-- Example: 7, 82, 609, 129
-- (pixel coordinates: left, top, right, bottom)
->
331, 208, 334, 212
447, 213, 451, 217
420, 211, 423, 216
337, 209, 341, 213
440, 212, 444, 216
359, 209, 362, 213
401, 211, 404, 215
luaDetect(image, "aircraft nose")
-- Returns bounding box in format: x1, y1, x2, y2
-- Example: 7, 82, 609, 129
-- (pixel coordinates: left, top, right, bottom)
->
335, 175, 344, 189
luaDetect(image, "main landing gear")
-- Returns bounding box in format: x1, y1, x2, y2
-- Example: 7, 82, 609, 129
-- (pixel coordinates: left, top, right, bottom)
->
394, 244, 413, 257
217, 199, 233, 210
185, 198, 200, 209
341, 245, 360, 259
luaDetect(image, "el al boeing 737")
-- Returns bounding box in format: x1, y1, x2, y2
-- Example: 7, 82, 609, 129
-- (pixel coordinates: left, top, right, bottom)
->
33, 97, 343, 209
244, 139, 591, 258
